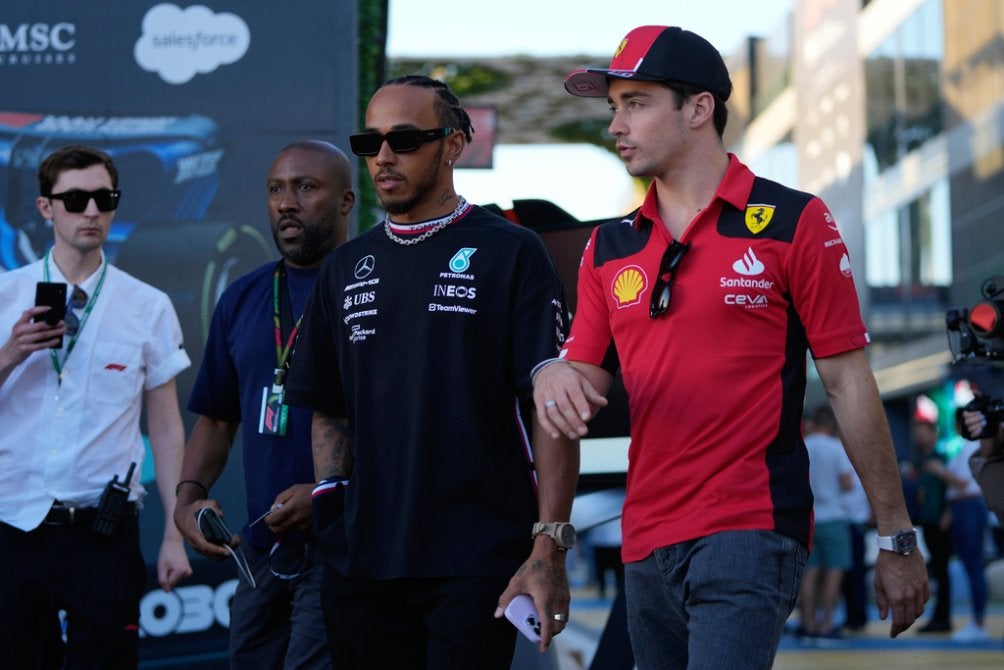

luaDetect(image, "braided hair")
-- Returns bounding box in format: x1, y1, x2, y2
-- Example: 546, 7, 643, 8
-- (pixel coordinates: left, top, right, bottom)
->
382, 75, 475, 144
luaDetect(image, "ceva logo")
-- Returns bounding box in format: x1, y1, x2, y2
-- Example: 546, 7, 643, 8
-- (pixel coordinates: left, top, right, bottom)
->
134, 4, 250, 85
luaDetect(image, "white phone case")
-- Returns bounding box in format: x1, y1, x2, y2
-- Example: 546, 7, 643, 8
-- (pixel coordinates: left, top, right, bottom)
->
503, 594, 542, 642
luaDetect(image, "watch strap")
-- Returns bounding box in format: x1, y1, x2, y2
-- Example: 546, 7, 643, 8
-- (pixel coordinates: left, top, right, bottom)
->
875, 528, 917, 554
531, 521, 575, 550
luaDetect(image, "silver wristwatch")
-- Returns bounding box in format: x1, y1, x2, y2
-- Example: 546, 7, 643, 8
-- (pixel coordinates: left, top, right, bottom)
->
531, 521, 577, 550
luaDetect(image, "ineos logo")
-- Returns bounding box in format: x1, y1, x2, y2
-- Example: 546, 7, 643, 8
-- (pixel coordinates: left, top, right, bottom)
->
354, 255, 375, 279
433, 285, 477, 299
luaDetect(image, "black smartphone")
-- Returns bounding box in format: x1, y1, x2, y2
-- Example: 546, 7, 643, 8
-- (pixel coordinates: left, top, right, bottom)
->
196, 507, 234, 546
34, 281, 67, 348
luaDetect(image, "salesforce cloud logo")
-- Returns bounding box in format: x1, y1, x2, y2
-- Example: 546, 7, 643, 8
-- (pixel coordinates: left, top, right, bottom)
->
134, 4, 250, 85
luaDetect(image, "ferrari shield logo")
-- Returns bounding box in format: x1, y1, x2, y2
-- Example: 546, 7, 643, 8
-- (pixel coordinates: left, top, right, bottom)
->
745, 204, 775, 234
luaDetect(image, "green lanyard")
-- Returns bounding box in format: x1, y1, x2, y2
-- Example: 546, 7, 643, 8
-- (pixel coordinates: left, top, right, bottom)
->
43, 249, 107, 384
272, 261, 303, 389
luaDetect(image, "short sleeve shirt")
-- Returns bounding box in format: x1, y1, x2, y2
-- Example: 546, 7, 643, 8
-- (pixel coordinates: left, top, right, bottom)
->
187, 261, 319, 547
0, 257, 189, 530
285, 206, 569, 579
562, 155, 869, 560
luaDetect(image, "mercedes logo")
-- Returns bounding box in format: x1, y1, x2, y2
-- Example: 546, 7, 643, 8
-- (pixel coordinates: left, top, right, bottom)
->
354, 254, 375, 279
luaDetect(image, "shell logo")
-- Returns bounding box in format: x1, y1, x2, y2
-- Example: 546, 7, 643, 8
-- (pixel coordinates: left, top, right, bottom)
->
611, 266, 647, 307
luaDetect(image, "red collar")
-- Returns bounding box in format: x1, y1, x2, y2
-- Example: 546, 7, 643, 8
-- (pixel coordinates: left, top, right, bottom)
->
633, 154, 755, 232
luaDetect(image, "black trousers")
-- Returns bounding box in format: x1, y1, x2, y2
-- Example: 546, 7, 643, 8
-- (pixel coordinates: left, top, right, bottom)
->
321, 569, 516, 670
0, 515, 146, 670
921, 521, 953, 624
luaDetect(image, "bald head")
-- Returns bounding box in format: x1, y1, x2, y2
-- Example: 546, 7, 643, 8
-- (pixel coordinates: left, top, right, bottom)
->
275, 140, 352, 187
268, 140, 355, 267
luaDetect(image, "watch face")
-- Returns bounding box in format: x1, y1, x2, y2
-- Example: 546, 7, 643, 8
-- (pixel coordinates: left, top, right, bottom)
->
558, 524, 576, 547
895, 531, 917, 554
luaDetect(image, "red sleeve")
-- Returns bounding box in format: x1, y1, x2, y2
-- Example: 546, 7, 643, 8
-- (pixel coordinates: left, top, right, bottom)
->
562, 227, 614, 365
788, 197, 871, 359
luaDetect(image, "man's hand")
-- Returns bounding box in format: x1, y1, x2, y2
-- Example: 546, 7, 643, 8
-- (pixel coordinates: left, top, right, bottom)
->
0, 306, 66, 369
533, 362, 608, 440
963, 409, 988, 439
173, 498, 234, 561
494, 538, 570, 653
264, 483, 314, 534
873, 550, 929, 637
157, 533, 193, 592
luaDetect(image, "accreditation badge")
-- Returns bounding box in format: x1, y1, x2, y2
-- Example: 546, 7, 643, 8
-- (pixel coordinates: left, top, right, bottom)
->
258, 384, 288, 436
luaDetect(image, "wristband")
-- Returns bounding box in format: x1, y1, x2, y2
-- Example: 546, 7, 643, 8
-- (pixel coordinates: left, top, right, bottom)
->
312, 477, 350, 497
175, 479, 209, 498
530, 357, 570, 383
312, 477, 349, 533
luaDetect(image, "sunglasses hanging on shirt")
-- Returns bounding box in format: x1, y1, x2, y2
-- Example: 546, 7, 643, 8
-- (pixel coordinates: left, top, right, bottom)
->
64, 285, 88, 336
649, 240, 692, 319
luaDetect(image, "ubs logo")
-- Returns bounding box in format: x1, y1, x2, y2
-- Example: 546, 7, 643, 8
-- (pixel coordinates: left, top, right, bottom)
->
343, 291, 376, 310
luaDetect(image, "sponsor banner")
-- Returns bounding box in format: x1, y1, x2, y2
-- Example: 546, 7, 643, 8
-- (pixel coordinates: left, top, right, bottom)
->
2, 1, 357, 665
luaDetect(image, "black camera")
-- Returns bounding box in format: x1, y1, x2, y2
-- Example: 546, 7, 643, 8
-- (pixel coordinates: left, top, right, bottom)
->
948, 275, 1004, 440
946, 274, 1004, 362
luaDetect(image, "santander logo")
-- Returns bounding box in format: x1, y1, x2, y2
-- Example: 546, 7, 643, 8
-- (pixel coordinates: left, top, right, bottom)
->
732, 247, 765, 276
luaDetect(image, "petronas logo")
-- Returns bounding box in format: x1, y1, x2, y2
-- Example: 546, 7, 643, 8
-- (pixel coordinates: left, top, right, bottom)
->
449, 247, 477, 273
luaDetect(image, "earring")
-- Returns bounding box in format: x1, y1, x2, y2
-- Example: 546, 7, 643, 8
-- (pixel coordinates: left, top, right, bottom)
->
447, 159, 452, 167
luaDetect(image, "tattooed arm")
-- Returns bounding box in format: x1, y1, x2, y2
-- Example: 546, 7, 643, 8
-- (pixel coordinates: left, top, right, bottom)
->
309, 411, 354, 534
311, 411, 354, 481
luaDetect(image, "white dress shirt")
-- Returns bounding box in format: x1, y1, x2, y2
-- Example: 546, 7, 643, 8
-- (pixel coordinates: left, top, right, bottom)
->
0, 256, 190, 530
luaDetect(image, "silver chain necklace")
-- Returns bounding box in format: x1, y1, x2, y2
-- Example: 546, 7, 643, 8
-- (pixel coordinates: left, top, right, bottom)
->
384, 196, 468, 246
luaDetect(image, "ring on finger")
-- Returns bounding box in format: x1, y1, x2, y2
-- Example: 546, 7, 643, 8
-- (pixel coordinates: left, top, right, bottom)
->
545, 400, 557, 409
552, 613, 568, 622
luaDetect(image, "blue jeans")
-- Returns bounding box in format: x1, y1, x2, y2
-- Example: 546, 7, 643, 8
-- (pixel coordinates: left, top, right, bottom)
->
625, 530, 807, 670
950, 497, 988, 621
230, 540, 330, 670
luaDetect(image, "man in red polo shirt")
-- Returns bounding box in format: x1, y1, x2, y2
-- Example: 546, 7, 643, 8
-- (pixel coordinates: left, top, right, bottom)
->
534, 25, 929, 668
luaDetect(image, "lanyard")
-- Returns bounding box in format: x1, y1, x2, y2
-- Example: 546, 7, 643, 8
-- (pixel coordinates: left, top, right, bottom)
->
272, 261, 303, 388
43, 249, 107, 384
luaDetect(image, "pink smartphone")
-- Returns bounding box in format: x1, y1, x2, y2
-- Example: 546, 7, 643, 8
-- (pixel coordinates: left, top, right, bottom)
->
503, 594, 542, 642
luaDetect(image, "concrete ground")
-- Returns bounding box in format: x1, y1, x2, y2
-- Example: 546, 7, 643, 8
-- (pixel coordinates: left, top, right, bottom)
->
545, 576, 1004, 670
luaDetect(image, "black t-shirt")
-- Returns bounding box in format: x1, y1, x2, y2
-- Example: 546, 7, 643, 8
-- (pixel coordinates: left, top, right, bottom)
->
285, 205, 569, 579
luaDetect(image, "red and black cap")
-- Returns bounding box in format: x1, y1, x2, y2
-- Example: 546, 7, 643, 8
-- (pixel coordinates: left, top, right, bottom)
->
565, 25, 732, 100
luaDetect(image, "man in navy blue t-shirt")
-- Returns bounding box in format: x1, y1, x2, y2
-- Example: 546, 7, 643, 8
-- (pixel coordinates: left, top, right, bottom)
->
174, 140, 354, 669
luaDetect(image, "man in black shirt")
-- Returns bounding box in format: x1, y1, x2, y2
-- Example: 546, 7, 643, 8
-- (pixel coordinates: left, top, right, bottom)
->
285, 76, 578, 669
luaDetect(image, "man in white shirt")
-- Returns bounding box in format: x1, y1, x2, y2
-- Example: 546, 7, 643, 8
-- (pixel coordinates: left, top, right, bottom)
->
0, 145, 192, 669
798, 406, 854, 643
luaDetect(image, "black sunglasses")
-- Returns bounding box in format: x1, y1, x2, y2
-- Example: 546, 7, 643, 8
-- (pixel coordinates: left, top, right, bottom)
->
48, 188, 122, 213
349, 127, 454, 156
649, 240, 692, 319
